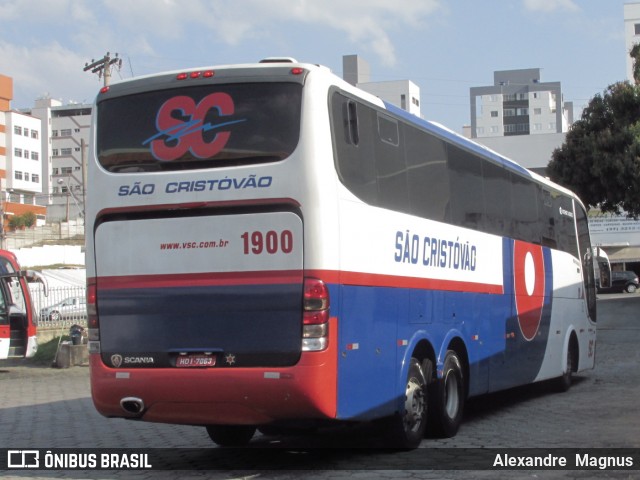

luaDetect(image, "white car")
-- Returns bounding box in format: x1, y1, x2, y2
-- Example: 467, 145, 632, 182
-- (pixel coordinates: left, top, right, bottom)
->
40, 296, 87, 322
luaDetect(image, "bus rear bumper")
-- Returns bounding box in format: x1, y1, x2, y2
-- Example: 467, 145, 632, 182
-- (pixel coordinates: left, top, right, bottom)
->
90, 319, 338, 426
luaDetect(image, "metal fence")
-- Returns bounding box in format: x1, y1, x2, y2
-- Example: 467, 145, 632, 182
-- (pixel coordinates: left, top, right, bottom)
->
29, 284, 87, 329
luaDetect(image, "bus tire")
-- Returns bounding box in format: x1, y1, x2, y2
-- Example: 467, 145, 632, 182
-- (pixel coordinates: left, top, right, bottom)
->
429, 350, 464, 438
205, 425, 256, 447
554, 340, 575, 393
383, 357, 429, 449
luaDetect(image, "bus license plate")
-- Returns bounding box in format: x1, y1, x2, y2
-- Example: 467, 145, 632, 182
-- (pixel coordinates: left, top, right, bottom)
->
176, 355, 216, 368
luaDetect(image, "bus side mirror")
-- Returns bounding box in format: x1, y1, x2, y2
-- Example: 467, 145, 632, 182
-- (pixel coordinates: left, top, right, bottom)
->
594, 247, 611, 290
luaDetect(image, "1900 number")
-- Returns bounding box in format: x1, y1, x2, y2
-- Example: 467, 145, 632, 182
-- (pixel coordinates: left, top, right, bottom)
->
241, 230, 293, 255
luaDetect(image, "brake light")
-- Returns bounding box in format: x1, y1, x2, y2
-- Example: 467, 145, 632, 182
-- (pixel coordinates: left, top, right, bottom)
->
177, 70, 215, 80
87, 279, 100, 353
302, 278, 329, 351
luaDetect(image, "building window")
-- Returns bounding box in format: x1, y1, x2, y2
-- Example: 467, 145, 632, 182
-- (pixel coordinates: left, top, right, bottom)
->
14, 148, 22, 157
23, 128, 29, 137
24, 150, 29, 159
32, 174, 39, 183
534, 108, 542, 115
31, 130, 39, 139
14, 126, 22, 135
516, 123, 530, 133
490, 111, 498, 118
60, 129, 72, 136
549, 122, 556, 130
31, 152, 39, 161
61, 148, 72, 155
412, 97, 419, 107
14, 171, 23, 180
635, 23, 640, 35
517, 108, 529, 116
533, 123, 542, 131
52, 130, 59, 137
52, 149, 59, 156
504, 124, 516, 133
517, 93, 527, 100
74, 128, 80, 133
490, 125, 499, 134
477, 127, 485, 135
504, 108, 515, 117
61, 167, 72, 174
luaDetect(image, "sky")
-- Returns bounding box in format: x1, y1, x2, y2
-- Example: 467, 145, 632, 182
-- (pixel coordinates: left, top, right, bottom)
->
0, 0, 630, 133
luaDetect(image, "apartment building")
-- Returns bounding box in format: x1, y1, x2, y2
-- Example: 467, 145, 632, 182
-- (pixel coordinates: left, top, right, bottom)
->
28, 98, 90, 221
0, 75, 46, 232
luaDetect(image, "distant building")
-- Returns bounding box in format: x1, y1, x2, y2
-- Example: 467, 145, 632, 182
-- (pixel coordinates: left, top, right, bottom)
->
27, 98, 90, 221
342, 55, 421, 117
0, 74, 46, 234
467, 68, 572, 174
470, 68, 572, 140
624, 2, 640, 82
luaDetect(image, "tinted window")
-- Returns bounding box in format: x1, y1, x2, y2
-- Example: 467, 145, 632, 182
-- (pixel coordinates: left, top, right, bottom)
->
97, 83, 302, 172
405, 127, 450, 222
483, 161, 512, 237
448, 145, 485, 230
511, 174, 540, 244
576, 204, 596, 321
332, 95, 377, 205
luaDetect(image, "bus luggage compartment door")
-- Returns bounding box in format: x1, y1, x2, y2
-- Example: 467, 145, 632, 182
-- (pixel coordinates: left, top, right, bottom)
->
94, 211, 304, 368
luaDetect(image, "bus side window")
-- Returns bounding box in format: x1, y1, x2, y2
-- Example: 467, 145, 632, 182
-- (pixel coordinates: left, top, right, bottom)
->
375, 113, 408, 214
447, 145, 486, 231
332, 94, 377, 205
405, 127, 450, 223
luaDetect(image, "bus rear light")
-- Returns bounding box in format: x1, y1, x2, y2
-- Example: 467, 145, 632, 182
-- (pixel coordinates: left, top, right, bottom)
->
87, 280, 99, 330
177, 70, 215, 80
291, 67, 305, 75
302, 278, 329, 352
99, 86, 110, 94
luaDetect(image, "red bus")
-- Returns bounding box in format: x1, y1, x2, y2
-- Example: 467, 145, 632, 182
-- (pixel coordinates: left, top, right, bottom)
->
0, 249, 48, 359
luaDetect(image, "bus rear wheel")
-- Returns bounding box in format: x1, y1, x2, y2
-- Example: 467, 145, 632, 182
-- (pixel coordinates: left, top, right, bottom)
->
429, 350, 465, 438
206, 425, 256, 447
383, 357, 429, 448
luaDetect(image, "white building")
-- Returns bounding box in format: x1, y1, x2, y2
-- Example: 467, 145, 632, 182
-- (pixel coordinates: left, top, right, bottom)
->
470, 68, 572, 140
4, 110, 43, 206
342, 55, 421, 118
624, 2, 640, 82
28, 98, 90, 221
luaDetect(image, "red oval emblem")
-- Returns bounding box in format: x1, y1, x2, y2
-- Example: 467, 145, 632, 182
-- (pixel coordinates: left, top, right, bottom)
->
513, 240, 545, 341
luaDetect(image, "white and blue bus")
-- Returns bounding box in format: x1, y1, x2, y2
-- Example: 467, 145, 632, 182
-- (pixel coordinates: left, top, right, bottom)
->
86, 58, 610, 448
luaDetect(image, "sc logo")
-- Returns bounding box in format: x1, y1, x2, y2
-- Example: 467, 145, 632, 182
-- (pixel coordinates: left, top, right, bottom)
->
146, 93, 245, 161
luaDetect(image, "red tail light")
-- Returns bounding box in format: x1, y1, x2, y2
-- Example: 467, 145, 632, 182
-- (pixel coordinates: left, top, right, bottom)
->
302, 278, 329, 351
87, 279, 98, 328
86, 279, 100, 353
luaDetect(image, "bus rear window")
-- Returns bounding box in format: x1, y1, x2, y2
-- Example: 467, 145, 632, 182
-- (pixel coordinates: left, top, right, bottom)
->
96, 83, 302, 172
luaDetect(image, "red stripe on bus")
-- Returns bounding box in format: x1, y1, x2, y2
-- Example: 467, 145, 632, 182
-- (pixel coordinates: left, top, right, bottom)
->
92, 269, 503, 294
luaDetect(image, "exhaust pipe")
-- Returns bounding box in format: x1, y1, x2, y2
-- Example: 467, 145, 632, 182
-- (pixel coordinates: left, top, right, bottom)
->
120, 397, 145, 416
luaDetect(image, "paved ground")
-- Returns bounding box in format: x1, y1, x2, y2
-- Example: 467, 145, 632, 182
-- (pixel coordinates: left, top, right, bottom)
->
1, 294, 640, 479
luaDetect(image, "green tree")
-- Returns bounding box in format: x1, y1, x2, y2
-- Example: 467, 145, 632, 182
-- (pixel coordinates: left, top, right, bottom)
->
22, 211, 36, 228
547, 81, 640, 217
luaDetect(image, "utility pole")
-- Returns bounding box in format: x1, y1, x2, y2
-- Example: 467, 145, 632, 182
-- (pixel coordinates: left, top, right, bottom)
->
83, 52, 122, 87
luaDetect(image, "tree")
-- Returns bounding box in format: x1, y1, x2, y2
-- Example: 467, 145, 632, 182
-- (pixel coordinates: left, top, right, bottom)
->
547, 81, 640, 217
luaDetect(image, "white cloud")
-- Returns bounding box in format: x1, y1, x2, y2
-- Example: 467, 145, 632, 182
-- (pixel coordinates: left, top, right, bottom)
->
0, 41, 101, 107
101, 0, 442, 66
523, 0, 580, 13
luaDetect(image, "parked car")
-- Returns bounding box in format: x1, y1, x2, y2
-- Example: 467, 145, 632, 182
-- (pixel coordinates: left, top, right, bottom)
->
40, 296, 87, 322
598, 270, 639, 294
